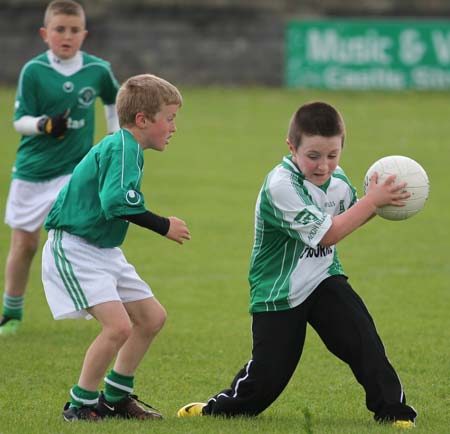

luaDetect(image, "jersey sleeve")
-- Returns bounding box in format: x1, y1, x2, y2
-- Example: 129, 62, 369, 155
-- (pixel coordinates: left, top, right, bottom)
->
334, 168, 358, 212
14, 63, 40, 120
261, 175, 332, 248
98, 139, 147, 219
99, 63, 119, 106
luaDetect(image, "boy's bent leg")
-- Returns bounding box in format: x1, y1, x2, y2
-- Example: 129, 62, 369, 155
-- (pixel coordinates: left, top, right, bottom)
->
308, 275, 417, 423
1, 228, 40, 334
2, 175, 70, 328
114, 297, 167, 375
78, 301, 132, 391
4, 228, 41, 297
63, 301, 131, 421
95, 297, 165, 420
203, 304, 309, 417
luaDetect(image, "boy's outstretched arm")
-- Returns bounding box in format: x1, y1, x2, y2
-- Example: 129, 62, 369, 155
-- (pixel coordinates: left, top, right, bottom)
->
119, 211, 190, 244
320, 173, 410, 247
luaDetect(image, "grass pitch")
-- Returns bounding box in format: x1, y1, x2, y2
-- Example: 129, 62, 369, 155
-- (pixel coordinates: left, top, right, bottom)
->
0, 86, 449, 434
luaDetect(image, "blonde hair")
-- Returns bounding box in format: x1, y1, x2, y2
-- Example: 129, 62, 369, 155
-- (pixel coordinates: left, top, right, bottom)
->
117, 74, 183, 127
44, 0, 85, 27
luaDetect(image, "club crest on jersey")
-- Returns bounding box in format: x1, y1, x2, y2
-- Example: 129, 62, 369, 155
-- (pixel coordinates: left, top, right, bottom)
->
78, 86, 96, 107
63, 81, 74, 93
294, 209, 322, 225
126, 190, 141, 205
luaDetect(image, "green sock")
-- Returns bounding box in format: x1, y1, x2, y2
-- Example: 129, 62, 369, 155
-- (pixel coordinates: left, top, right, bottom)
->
104, 369, 134, 403
2, 294, 24, 320
69, 384, 99, 408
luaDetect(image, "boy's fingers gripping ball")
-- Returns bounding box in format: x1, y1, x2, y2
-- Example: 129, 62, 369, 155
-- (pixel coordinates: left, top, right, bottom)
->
364, 155, 430, 221
38, 108, 70, 138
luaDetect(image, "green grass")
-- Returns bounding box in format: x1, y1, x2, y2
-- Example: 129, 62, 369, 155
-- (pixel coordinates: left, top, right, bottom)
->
0, 86, 449, 434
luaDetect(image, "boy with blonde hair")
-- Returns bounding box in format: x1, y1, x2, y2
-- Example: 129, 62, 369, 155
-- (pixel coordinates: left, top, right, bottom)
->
1, 0, 119, 335
42, 73, 190, 421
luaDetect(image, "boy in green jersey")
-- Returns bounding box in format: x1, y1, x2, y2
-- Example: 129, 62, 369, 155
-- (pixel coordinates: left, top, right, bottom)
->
42, 73, 190, 421
1, 0, 120, 335
178, 102, 417, 428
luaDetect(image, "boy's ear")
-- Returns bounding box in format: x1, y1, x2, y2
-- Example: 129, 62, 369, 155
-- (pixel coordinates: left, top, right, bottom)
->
135, 112, 147, 128
287, 139, 295, 154
39, 27, 48, 42
81, 29, 88, 42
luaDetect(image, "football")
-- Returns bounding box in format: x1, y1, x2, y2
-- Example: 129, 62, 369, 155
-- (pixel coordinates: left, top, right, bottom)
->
364, 155, 430, 221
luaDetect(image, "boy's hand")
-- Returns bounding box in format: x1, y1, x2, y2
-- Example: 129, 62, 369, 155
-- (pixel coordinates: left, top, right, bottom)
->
38, 109, 70, 138
165, 217, 191, 244
366, 172, 411, 208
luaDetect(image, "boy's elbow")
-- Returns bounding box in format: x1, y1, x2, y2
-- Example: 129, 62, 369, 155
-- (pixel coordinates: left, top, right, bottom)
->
319, 237, 334, 248
319, 229, 339, 247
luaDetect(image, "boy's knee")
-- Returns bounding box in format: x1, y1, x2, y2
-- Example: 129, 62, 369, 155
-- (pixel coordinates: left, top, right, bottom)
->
12, 233, 40, 257
142, 305, 167, 337
111, 322, 133, 345
150, 305, 167, 334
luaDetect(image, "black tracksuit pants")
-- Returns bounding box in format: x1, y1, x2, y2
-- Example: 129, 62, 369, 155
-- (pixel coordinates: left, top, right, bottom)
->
203, 275, 417, 422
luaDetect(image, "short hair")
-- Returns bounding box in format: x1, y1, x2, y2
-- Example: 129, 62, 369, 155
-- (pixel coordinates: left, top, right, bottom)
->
287, 101, 346, 150
44, 0, 85, 27
117, 74, 183, 127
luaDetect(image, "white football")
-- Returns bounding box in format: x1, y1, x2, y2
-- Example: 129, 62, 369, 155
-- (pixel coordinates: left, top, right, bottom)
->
364, 155, 430, 221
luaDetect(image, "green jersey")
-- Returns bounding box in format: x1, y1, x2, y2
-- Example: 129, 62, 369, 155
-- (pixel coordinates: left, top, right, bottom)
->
45, 129, 147, 248
248, 155, 357, 313
13, 51, 119, 181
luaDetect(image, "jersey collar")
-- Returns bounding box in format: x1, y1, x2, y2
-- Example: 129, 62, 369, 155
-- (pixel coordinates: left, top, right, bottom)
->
281, 154, 332, 191
281, 155, 304, 179
46, 50, 83, 76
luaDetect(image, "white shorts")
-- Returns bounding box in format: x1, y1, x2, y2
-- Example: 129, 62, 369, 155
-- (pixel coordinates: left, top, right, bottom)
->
42, 229, 153, 320
4, 175, 71, 232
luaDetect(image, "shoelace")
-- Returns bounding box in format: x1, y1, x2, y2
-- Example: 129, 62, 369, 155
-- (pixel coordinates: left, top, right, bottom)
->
129, 394, 160, 413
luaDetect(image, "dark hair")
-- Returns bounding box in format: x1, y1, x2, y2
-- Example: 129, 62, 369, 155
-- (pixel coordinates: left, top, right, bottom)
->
287, 101, 345, 150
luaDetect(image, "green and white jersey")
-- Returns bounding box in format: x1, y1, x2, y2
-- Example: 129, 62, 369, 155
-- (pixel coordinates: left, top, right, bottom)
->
45, 129, 147, 248
248, 155, 357, 313
13, 51, 119, 181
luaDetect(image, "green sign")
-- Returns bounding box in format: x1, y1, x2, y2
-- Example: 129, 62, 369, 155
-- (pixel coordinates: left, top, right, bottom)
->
286, 20, 450, 89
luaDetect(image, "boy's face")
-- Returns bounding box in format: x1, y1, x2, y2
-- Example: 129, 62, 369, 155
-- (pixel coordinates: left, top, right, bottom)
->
288, 135, 343, 186
137, 104, 179, 151
40, 14, 87, 59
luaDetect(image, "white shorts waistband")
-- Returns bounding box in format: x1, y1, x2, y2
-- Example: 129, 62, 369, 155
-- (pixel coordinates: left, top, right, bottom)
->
47, 229, 92, 246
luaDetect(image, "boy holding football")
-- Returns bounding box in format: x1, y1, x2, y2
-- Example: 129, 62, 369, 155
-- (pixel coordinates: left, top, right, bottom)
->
1, 0, 120, 335
42, 73, 190, 421
178, 101, 417, 428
